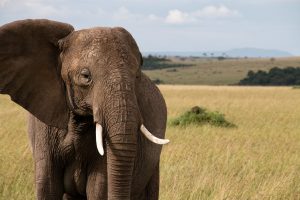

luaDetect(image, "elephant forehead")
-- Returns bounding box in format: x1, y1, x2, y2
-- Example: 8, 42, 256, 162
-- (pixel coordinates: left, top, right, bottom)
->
69, 30, 137, 61
67, 30, 130, 58
60, 28, 140, 76
71, 28, 128, 49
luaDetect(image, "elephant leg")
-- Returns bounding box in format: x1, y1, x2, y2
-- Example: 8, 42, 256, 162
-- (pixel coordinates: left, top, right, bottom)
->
31, 119, 66, 199
86, 157, 107, 200
145, 164, 160, 200
35, 158, 64, 200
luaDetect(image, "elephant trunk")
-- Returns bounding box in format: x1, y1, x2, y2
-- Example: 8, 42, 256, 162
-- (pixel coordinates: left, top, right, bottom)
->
103, 80, 139, 200
93, 68, 169, 199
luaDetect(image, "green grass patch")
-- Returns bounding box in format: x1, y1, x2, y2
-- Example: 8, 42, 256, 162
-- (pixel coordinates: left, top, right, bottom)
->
169, 106, 236, 127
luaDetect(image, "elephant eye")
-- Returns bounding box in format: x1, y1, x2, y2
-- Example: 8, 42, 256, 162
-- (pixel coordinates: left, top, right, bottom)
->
79, 68, 92, 86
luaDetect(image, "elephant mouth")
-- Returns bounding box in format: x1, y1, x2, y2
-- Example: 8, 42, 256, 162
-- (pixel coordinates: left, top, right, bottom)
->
95, 123, 169, 156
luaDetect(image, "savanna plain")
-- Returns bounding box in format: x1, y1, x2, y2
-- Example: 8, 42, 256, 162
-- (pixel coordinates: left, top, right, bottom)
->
144, 56, 300, 85
1, 57, 300, 199
1, 86, 300, 199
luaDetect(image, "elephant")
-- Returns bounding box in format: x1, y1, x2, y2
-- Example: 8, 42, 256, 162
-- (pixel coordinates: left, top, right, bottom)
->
0, 19, 169, 200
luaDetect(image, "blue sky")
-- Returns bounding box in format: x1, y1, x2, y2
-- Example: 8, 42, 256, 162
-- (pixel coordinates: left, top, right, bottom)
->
0, 0, 299, 55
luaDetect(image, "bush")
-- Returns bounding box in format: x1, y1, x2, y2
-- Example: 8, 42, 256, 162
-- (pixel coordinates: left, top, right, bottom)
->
217, 56, 226, 61
169, 106, 236, 127
151, 78, 164, 84
166, 68, 177, 72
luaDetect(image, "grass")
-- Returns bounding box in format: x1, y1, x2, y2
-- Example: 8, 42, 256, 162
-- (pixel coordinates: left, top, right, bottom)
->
160, 85, 300, 199
1, 86, 300, 199
0, 95, 34, 199
144, 56, 300, 85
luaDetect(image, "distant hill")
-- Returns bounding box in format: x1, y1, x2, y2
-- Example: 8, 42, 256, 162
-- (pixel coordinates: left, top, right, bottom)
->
226, 48, 292, 58
143, 48, 293, 58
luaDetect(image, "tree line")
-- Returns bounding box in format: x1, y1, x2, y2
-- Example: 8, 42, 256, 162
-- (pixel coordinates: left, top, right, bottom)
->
142, 55, 192, 70
239, 67, 300, 86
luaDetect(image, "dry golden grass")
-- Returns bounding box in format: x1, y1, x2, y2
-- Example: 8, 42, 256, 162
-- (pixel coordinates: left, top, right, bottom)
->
160, 86, 300, 199
1, 86, 300, 199
0, 96, 34, 199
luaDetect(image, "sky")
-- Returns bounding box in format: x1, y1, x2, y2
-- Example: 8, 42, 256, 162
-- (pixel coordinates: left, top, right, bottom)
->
0, 0, 299, 55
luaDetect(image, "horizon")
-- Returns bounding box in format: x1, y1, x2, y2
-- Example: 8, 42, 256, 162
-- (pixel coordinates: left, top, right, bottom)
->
0, 0, 299, 55
142, 48, 298, 58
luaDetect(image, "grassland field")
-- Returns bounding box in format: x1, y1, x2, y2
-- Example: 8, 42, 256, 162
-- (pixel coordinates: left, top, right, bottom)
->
144, 56, 300, 85
1, 85, 300, 199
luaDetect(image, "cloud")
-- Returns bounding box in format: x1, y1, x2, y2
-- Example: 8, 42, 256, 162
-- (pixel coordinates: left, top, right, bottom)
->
113, 6, 141, 21
194, 5, 239, 18
0, 0, 10, 7
113, 7, 131, 20
112, 7, 166, 25
23, 1, 59, 16
147, 14, 160, 21
165, 5, 240, 25
0, 0, 61, 16
165, 9, 195, 24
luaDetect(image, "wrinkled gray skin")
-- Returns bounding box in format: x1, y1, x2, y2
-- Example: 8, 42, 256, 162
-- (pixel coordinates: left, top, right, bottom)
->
0, 19, 167, 200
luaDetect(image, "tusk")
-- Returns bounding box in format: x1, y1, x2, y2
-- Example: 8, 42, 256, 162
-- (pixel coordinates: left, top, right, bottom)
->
140, 124, 170, 145
96, 123, 104, 156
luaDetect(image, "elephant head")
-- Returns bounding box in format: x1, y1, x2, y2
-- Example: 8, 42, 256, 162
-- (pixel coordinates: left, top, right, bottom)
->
0, 19, 168, 199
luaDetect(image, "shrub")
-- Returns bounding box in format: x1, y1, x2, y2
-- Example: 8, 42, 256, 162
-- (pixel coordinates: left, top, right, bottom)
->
152, 78, 164, 84
166, 68, 177, 72
169, 106, 236, 127
217, 56, 226, 61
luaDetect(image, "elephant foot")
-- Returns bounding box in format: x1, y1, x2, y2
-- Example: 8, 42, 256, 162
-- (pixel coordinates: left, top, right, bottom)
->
63, 193, 87, 200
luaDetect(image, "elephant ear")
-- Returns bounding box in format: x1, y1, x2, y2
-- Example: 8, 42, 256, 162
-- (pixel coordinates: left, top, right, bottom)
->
136, 73, 167, 139
0, 19, 74, 129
